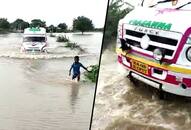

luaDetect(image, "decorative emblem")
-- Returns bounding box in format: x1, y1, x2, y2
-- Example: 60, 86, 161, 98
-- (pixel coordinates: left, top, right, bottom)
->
32, 43, 37, 46
140, 35, 150, 49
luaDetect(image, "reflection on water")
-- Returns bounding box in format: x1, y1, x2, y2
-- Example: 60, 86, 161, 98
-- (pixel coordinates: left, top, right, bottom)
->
70, 83, 80, 113
0, 32, 102, 130
92, 50, 191, 130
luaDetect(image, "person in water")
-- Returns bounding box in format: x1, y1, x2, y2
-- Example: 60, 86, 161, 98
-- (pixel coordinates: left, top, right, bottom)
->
69, 56, 89, 81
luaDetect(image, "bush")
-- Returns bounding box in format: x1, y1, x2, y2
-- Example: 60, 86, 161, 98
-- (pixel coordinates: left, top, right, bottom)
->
56, 35, 69, 42
49, 33, 56, 37
65, 42, 84, 52
65, 42, 79, 48
84, 65, 99, 82
56, 35, 84, 51
0, 28, 9, 34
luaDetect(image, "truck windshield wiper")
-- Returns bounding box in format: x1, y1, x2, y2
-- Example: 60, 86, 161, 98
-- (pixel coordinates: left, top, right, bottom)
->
175, 2, 191, 9
149, 0, 172, 8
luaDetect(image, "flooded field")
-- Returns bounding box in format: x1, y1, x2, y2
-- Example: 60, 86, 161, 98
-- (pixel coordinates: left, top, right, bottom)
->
0, 32, 102, 130
92, 50, 191, 130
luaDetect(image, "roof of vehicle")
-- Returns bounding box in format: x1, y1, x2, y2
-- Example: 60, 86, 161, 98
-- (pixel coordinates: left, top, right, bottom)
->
120, 6, 191, 33
24, 27, 46, 35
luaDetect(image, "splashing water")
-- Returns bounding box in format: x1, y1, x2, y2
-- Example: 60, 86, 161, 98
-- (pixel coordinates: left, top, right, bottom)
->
92, 50, 191, 130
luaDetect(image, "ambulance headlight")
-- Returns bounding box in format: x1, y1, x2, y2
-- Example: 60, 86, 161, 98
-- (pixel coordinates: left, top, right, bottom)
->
186, 47, 191, 62
153, 48, 165, 61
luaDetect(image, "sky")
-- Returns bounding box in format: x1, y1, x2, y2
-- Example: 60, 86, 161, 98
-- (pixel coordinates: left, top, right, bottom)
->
0, 0, 108, 28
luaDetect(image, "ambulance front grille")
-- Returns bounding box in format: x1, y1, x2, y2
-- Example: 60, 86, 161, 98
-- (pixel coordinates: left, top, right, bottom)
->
125, 29, 180, 59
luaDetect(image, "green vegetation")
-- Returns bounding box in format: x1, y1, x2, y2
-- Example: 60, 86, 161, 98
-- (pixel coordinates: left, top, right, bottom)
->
94, 28, 103, 32
56, 35, 69, 42
49, 33, 56, 37
65, 42, 78, 48
73, 16, 94, 34
103, 0, 133, 50
57, 23, 67, 32
47, 25, 57, 33
56, 35, 84, 51
30, 19, 46, 28
0, 18, 10, 29
0, 16, 100, 33
0, 18, 10, 33
65, 42, 84, 52
47, 23, 68, 33
11, 19, 29, 31
84, 65, 99, 82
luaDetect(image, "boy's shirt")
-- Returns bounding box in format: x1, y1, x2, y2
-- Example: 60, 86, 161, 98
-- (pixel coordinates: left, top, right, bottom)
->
71, 62, 83, 74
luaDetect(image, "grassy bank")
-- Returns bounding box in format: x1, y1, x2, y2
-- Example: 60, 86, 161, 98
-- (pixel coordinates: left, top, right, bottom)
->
56, 35, 69, 42
56, 35, 84, 52
49, 33, 56, 37
84, 65, 99, 82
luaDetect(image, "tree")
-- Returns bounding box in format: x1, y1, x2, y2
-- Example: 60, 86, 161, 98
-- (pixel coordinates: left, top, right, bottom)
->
47, 25, 57, 33
0, 18, 10, 30
11, 19, 29, 30
57, 23, 67, 32
103, 0, 133, 49
73, 16, 94, 34
30, 19, 46, 28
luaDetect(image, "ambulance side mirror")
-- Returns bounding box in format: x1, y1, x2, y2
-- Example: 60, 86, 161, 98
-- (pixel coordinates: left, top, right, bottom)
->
120, 39, 131, 51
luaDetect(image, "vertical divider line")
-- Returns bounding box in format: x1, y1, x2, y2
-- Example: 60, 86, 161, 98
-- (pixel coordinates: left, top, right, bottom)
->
89, 0, 111, 129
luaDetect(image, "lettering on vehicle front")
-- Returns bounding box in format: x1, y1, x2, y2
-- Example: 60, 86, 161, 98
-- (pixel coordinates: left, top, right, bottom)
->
129, 20, 172, 31
134, 27, 159, 35
29, 28, 41, 32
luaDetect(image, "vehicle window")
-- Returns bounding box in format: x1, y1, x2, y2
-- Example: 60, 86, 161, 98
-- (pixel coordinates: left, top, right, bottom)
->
23, 37, 46, 42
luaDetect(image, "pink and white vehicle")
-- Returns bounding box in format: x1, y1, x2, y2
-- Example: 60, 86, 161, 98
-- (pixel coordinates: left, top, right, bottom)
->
116, 0, 191, 97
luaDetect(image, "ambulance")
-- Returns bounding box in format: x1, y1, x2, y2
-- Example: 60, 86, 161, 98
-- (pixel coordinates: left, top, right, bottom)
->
21, 27, 48, 52
116, 0, 191, 97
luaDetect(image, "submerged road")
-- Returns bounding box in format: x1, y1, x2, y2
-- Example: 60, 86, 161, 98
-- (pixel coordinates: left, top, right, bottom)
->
0, 32, 102, 130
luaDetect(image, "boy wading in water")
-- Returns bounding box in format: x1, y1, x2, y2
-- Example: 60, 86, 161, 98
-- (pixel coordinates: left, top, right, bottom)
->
69, 56, 89, 82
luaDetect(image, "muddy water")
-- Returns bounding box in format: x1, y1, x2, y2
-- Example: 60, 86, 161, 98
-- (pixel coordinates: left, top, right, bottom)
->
0, 32, 102, 130
92, 50, 191, 130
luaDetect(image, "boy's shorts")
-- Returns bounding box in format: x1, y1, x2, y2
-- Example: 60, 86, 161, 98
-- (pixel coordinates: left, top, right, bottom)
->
72, 73, 80, 79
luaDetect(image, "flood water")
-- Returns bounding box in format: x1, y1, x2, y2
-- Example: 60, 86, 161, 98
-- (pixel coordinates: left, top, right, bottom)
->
0, 32, 102, 130
92, 50, 191, 130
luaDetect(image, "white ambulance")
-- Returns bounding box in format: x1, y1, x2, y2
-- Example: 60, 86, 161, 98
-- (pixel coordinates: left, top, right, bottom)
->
21, 27, 48, 52
117, 0, 191, 97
